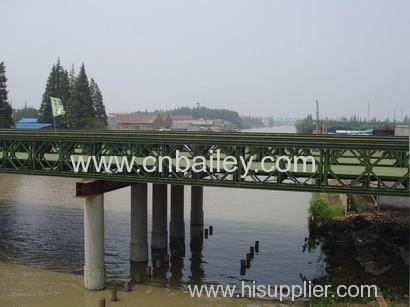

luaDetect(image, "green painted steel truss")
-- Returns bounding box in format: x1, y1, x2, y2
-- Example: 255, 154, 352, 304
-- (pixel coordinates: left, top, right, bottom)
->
0, 130, 408, 196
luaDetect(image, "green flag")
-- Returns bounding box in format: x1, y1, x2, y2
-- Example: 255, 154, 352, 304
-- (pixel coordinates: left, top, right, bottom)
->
50, 97, 65, 117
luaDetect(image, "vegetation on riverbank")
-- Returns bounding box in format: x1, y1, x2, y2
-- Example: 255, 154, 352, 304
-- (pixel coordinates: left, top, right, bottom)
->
307, 196, 409, 305
350, 194, 365, 212
308, 193, 345, 227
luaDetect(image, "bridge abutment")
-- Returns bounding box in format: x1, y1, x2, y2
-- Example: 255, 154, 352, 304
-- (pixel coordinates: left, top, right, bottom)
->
83, 194, 106, 290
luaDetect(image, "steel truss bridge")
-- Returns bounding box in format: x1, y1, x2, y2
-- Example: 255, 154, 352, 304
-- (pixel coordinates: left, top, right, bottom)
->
0, 130, 408, 196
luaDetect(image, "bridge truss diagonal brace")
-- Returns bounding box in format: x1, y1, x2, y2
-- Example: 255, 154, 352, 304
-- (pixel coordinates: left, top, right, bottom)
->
76, 180, 133, 197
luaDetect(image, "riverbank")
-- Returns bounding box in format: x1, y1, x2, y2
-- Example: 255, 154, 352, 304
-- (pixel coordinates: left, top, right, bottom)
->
308, 198, 409, 305
0, 262, 312, 307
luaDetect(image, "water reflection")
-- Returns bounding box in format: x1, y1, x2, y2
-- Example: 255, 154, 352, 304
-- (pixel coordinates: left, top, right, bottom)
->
189, 227, 205, 286
169, 253, 184, 287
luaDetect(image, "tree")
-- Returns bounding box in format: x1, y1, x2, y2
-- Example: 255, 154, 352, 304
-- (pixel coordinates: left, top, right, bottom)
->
66, 64, 95, 129
38, 59, 70, 128
295, 114, 314, 134
14, 106, 38, 122
68, 64, 76, 93
90, 78, 107, 128
0, 62, 13, 128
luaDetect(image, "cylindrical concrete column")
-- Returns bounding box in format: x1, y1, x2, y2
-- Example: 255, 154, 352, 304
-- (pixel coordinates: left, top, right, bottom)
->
130, 183, 148, 263
170, 185, 185, 257
190, 186, 204, 227
170, 185, 185, 239
190, 185, 204, 240
151, 184, 168, 251
84, 194, 106, 290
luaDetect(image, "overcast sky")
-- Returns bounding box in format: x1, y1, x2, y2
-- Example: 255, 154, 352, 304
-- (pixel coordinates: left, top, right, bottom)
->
1, 0, 409, 119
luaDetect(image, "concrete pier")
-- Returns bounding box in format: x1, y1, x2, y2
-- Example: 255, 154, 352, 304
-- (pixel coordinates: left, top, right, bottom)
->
170, 185, 185, 256
151, 184, 168, 255
130, 261, 147, 284
190, 222, 204, 285
191, 186, 204, 238
130, 184, 148, 263
83, 194, 106, 290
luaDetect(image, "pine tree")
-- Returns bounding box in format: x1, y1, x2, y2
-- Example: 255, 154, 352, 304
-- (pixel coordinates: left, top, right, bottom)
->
89, 78, 107, 128
0, 62, 14, 128
66, 64, 95, 129
69, 64, 76, 93
38, 59, 70, 128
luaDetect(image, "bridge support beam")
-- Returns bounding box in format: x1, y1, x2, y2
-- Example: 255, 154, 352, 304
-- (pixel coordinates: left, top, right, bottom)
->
191, 186, 204, 238
170, 185, 185, 256
84, 194, 106, 290
130, 184, 148, 263
151, 184, 168, 266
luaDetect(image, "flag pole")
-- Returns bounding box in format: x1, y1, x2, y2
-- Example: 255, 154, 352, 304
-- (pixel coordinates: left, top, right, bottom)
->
53, 116, 57, 134
50, 96, 64, 135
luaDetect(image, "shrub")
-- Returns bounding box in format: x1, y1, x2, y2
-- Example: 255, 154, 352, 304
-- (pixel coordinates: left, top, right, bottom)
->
350, 194, 365, 212
309, 193, 345, 227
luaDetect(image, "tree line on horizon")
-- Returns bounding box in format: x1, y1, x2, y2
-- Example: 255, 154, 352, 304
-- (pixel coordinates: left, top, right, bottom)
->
133, 105, 264, 129
295, 113, 408, 134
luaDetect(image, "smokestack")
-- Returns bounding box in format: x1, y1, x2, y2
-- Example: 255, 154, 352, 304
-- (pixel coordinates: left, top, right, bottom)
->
315, 100, 320, 133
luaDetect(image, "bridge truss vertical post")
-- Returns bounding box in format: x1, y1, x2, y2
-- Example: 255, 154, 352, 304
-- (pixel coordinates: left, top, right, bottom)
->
170, 184, 185, 256
83, 194, 106, 290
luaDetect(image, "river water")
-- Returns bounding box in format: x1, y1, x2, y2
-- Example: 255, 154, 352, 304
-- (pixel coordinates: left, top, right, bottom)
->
0, 126, 325, 306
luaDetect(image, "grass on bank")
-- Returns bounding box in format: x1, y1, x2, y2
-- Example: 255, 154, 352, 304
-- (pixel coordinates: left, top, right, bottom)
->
350, 194, 366, 212
308, 193, 345, 227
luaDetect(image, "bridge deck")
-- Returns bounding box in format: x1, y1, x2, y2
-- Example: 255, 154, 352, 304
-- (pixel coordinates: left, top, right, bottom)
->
0, 130, 408, 196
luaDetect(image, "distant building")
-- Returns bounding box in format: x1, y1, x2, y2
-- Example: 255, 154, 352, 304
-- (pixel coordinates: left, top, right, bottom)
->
110, 113, 238, 132
395, 124, 410, 136
161, 114, 173, 129
212, 119, 224, 129
115, 114, 164, 130
171, 115, 194, 121
221, 120, 239, 132
372, 128, 394, 136
107, 113, 118, 129
170, 115, 194, 131
188, 118, 214, 131
335, 129, 373, 135
16, 118, 52, 129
